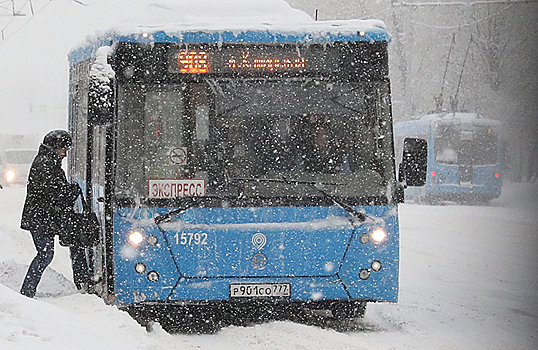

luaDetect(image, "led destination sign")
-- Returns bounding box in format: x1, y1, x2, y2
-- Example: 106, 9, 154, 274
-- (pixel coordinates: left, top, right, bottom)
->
165, 42, 388, 80
228, 51, 305, 72
173, 47, 308, 74
178, 50, 209, 73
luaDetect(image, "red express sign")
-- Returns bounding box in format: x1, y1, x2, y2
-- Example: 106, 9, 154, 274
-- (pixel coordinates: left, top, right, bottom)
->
148, 179, 205, 198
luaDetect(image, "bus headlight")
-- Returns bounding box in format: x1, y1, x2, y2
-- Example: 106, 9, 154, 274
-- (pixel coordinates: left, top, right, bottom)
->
5, 170, 15, 182
128, 231, 144, 245
371, 229, 387, 243
371, 260, 382, 271
135, 263, 146, 274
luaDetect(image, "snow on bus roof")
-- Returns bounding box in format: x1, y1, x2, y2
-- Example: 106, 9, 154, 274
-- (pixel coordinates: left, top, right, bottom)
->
120, 0, 313, 30
394, 112, 502, 137
115, 0, 386, 35
69, 0, 389, 63
416, 113, 501, 125
395, 113, 501, 134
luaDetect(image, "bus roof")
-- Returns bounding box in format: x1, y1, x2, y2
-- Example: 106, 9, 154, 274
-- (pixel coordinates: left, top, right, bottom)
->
409, 113, 500, 126
394, 112, 502, 136
69, 0, 389, 64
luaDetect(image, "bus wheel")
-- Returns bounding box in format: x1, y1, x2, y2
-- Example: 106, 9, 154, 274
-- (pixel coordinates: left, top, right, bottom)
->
158, 307, 222, 334
331, 301, 366, 319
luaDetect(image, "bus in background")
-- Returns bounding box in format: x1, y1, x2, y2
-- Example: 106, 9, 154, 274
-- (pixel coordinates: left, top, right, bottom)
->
394, 112, 502, 204
67, 1, 426, 332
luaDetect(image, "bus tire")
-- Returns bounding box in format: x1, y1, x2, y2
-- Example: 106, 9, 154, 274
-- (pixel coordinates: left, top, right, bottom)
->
331, 300, 366, 319
158, 306, 222, 334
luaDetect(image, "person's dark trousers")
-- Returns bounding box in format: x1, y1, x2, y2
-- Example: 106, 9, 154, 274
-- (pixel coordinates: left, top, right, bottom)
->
69, 245, 90, 290
20, 230, 55, 298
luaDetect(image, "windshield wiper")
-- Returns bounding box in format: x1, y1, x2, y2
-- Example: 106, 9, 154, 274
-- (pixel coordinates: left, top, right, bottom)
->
154, 203, 196, 225
310, 184, 365, 222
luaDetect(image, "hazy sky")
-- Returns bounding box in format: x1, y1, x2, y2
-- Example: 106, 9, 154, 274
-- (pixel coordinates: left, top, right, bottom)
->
0, 0, 155, 135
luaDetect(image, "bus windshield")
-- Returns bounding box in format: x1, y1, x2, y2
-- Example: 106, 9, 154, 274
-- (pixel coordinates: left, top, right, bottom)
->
434, 124, 498, 166
116, 79, 391, 204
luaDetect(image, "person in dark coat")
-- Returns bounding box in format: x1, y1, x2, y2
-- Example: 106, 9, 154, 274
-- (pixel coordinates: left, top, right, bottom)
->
20, 130, 90, 297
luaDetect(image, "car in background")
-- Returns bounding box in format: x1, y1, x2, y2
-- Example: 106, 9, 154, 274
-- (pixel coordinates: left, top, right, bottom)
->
1, 149, 36, 185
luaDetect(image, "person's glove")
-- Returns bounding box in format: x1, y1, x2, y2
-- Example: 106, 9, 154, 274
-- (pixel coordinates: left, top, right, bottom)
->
72, 183, 83, 197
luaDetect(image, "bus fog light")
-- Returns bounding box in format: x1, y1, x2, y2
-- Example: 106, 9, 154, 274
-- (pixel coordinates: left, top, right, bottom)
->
128, 231, 144, 245
359, 269, 370, 280
359, 233, 369, 244
371, 260, 382, 271
147, 271, 160, 282
146, 235, 158, 246
135, 263, 146, 274
371, 229, 387, 243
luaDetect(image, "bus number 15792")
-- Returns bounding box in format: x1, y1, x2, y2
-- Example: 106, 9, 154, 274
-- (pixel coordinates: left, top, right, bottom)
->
174, 232, 208, 246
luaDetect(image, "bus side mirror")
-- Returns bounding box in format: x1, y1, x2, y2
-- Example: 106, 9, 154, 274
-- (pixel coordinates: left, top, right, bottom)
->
399, 138, 427, 187
88, 47, 115, 125
88, 75, 114, 125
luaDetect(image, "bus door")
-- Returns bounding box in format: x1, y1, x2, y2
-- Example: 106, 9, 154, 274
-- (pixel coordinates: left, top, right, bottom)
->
89, 123, 115, 299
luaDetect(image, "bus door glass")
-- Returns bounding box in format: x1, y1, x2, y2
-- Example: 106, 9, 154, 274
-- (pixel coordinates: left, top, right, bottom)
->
117, 83, 207, 199
90, 124, 107, 287
92, 125, 107, 207
144, 84, 188, 180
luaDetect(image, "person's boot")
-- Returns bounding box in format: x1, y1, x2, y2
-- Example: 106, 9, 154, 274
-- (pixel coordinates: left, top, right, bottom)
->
20, 289, 35, 298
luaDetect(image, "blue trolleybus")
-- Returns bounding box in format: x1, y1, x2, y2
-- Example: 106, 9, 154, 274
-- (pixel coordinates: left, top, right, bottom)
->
394, 112, 502, 204
67, 4, 426, 332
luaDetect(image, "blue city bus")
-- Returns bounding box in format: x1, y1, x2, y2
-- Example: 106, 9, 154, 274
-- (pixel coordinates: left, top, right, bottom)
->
394, 112, 502, 204
67, 8, 426, 332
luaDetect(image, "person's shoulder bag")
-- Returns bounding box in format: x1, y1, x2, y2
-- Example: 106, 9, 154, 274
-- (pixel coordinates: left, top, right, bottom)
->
59, 193, 100, 248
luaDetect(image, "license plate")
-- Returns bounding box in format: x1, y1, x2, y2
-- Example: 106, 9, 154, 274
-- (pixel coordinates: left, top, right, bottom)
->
229, 283, 291, 298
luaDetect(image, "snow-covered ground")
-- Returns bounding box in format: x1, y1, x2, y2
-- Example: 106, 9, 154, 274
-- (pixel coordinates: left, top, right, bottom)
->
1, 181, 537, 350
